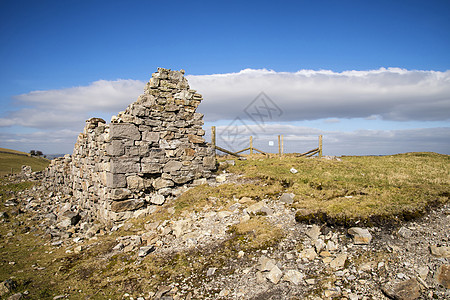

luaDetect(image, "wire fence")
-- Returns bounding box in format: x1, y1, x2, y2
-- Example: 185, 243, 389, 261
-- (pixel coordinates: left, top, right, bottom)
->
208, 126, 322, 158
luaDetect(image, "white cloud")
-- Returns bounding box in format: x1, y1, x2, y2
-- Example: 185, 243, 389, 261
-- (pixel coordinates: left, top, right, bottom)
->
0, 79, 145, 129
188, 68, 450, 122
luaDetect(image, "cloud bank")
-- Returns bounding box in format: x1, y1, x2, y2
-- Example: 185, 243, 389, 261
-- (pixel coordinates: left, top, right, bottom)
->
0, 79, 144, 129
188, 68, 450, 122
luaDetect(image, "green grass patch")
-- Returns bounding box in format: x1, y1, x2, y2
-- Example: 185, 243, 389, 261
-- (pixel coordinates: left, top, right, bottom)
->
0, 149, 50, 176
224, 152, 449, 226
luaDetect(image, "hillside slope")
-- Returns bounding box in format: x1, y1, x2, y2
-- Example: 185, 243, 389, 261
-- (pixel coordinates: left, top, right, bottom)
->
0, 148, 50, 176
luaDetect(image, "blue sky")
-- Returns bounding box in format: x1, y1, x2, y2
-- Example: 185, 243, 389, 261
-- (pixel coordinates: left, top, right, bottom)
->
1, 0, 449, 155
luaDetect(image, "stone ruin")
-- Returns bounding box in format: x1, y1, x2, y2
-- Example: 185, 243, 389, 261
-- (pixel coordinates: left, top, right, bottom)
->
43, 68, 216, 223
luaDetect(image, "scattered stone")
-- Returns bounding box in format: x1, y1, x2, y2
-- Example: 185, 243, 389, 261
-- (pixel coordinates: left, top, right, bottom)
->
397, 226, 413, 238
258, 256, 277, 271
246, 201, 271, 215
290, 167, 298, 174
279, 193, 295, 204
348, 227, 372, 244
282, 270, 304, 285
266, 266, 283, 284
300, 248, 317, 261
417, 266, 429, 280
207, 267, 216, 276
435, 264, 450, 288
324, 287, 341, 298
138, 245, 155, 257
429, 245, 450, 258
306, 225, 321, 241
216, 174, 227, 183
218, 289, 230, 297
239, 197, 254, 204
382, 278, 422, 300
60, 210, 81, 227
8, 293, 23, 300
330, 253, 347, 270
150, 194, 165, 205
0, 279, 17, 296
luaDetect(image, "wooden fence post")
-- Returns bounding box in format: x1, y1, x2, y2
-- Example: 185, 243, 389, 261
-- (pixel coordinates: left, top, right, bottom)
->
319, 135, 323, 158
278, 135, 281, 157
211, 126, 216, 155
250, 136, 253, 155
281, 134, 284, 157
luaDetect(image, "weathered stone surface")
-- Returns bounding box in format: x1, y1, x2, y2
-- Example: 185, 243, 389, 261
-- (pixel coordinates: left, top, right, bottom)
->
138, 245, 155, 257
266, 266, 283, 284
126, 175, 144, 190
111, 199, 145, 212
150, 194, 165, 205
306, 224, 321, 241
109, 123, 141, 140
60, 211, 81, 228
142, 131, 160, 143
163, 161, 182, 173
107, 140, 125, 156
430, 245, 450, 258
436, 264, 450, 288
188, 134, 205, 144
258, 256, 277, 271
110, 188, 132, 200
110, 158, 140, 174
153, 178, 174, 190
330, 253, 347, 270
348, 227, 372, 244
279, 193, 295, 204
282, 270, 304, 285
106, 173, 127, 188
140, 159, 162, 173
382, 278, 422, 300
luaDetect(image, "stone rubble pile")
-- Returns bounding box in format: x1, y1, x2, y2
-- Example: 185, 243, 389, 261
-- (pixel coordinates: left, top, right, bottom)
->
1, 172, 449, 299
42, 68, 216, 223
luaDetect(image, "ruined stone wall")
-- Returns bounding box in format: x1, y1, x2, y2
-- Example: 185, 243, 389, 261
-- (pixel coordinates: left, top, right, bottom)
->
43, 68, 216, 223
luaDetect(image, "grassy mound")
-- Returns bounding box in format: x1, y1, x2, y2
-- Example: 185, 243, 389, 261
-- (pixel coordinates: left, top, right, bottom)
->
223, 152, 449, 226
0, 148, 50, 176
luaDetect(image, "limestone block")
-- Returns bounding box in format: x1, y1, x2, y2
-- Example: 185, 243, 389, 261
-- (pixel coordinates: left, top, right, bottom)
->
106, 173, 127, 188
163, 161, 182, 173
188, 134, 205, 144
110, 157, 140, 174
168, 70, 184, 81
131, 104, 147, 117
110, 188, 132, 200
149, 194, 165, 205
111, 198, 145, 212
141, 160, 162, 174
109, 123, 141, 141
142, 131, 160, 143
153, 178, 174, 190
126, 175, 144, 190
203, 156, 216, 169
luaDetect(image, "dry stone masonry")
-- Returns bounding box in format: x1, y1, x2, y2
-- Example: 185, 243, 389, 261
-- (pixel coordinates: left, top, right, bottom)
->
43, 68, 216, 223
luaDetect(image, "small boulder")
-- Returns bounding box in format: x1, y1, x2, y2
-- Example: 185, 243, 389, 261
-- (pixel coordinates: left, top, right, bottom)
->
348, 227, 372, 244
138, 245, 155, 257
435, 264, 450, 288
266, 266, 283, 284
282, 270, 304, 285
279, 193, 295, 204
382, 278, 422, 300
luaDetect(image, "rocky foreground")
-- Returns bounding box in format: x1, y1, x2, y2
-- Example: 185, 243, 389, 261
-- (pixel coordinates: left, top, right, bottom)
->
1, 172, 449, 299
